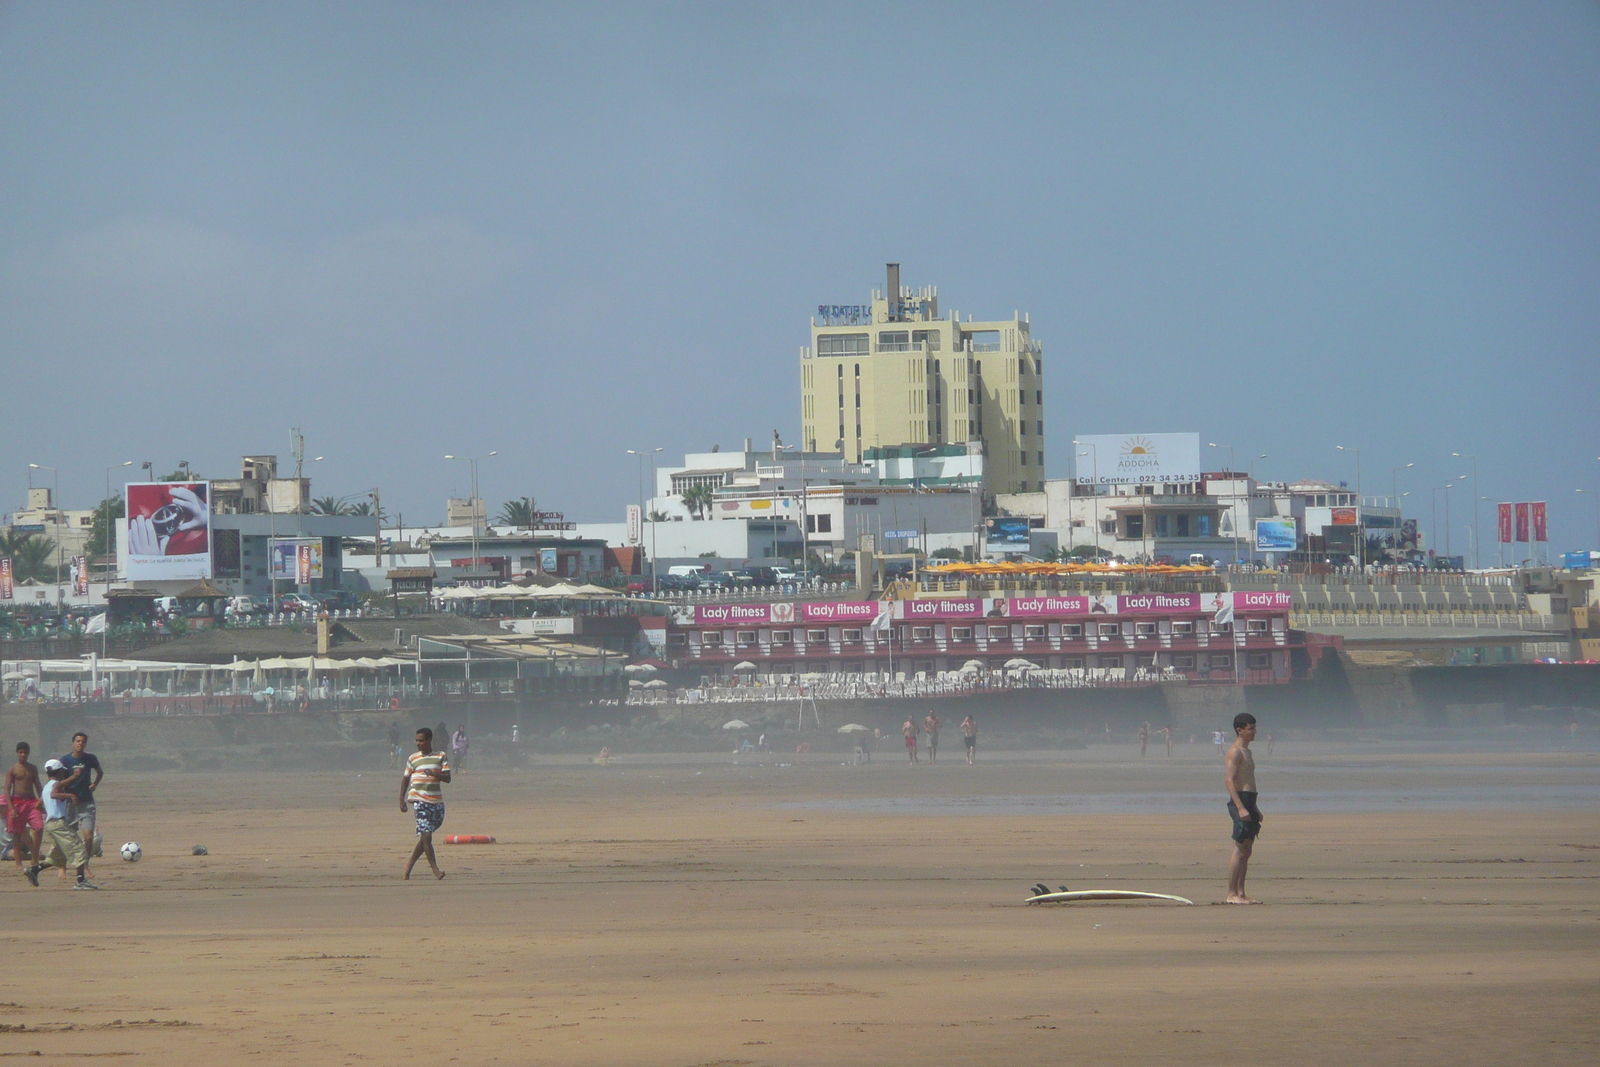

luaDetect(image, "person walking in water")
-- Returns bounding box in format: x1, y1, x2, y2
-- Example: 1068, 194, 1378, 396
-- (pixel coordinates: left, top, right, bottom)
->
1224, 712, 1263, 904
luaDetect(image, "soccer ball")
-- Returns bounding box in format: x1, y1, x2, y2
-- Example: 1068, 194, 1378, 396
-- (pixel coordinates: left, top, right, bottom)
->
120, 842, 142, 863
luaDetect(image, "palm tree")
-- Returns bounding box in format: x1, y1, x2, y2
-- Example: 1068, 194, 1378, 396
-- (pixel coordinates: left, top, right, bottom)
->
498, 497, 536, 528
0, 531, 58, 582
310, 496, 353, 516
682, 485, 713, 520
347, 500, 389, 522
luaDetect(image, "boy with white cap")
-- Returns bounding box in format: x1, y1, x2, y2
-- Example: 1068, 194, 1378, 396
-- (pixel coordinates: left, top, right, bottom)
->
21, 760, 96, 889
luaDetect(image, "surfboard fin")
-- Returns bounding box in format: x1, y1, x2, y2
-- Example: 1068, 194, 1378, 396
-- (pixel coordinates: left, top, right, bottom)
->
1058, 885, 1070, 893
1031, 883, 1050, 897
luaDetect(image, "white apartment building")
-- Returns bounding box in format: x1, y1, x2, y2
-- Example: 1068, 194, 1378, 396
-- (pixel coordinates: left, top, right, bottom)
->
800, 264, 1043, 495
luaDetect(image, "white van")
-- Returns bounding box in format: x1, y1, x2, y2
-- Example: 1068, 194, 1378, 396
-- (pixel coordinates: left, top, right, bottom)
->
666, 565, 709, 579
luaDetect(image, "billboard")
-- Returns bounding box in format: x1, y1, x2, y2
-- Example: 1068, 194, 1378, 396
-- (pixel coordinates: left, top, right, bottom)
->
0, 558, 11, 600
1515, 502, 1530, 543
1331, 507, 1358, 525
985, 517, 1031, 551
124, 482, 211, 581
1497, 502, 1513, 544
71, 556, 88, 596
626, 504, 642, 545
1254, 519, 1297, 552
270, 539, 323, 583
1075, 433, 1201, 486
1531, 501, 1548, 542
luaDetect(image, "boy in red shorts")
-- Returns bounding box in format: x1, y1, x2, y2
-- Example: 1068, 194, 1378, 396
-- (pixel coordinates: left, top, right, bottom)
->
5, 743, 43, 870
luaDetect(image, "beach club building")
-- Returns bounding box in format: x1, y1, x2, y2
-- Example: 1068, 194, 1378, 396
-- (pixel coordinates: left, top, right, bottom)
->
664, 590, 1301, 683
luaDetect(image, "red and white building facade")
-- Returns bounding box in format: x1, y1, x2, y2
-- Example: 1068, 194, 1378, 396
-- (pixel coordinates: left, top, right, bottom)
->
666, 591, 1300, 684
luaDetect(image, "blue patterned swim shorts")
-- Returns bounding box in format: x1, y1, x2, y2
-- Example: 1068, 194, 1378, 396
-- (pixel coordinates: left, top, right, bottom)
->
413, 801, 445, 836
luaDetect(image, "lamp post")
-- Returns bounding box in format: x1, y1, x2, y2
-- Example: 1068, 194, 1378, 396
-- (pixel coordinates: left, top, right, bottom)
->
445, 452, 498, 584
1073, 440, 1100, 558
627, 447, 664, 593
1391, 463, 1413, 510
1451, 453, 1479, 569
28, 464, 62, 603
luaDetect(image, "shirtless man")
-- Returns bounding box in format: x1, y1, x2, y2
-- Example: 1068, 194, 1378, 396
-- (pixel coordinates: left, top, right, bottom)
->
960, 714, 978, 765
5, 744, 44, 869
1160, 725, 1173, 757
1224, 712, 1263, 904
923, 712, 941, 764
1138, 722, 1150, 758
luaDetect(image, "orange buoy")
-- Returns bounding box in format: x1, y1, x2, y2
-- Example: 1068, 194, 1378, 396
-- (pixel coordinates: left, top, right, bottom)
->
443, 834, 496, 845
388, 697, 401, 711
795, 742, 810, 754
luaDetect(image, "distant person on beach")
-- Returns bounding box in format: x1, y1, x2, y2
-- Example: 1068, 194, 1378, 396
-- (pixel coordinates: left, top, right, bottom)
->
1138, 722, 1150, 757
1212, 730, 1226, 758
1224, 712, 1263, 904
5, 743, 43, 869
923, 712, 941, 763
961, 715, 977, 765
902, 718, 919, 764
400, 727, 450, 881
1266, 730, 1275, 756
1161, 726, 1173, 757
452, 724, 469, 773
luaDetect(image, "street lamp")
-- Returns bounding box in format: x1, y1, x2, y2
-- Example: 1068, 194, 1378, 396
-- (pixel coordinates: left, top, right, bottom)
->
444, 452, 498, 583
1451, 453, 1480, 569
627, 447, 664, 593
1073, 440, 1101, 558
1391, 463, 1413, 509
28, 464, 63, 601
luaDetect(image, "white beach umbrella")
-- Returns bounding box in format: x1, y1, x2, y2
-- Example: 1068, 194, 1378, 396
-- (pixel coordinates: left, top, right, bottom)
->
722, 719, 751, 730
643, 679, 668, 689
624, 663, 658, 674
731, 661, 758, 672
1004, 658, 1037, 670
836, 723, 869, 733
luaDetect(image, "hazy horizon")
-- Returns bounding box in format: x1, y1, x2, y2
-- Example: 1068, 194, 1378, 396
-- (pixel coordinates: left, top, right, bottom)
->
3, 2, 1597, 556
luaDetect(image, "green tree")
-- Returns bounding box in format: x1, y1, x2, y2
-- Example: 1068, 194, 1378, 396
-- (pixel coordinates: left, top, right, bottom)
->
87, 496, 125, 559
1068, 543, 1111, 560
158, 465, 199, 482
498, 497, 536, 528
310, 496, 353, 516
930, 547, 962, 560
0, 530, 58, 582
682, 485, 714, 519
346, 500, 389, 521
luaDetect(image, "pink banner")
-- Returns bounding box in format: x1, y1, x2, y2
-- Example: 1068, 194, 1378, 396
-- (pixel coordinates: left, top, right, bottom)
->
1515, 503, 1530, 543
1005, 595, 1091, 617
694, 602, 789, 626
1531, 501, 1548, 542
800, 601, 881, 623
896, 599, 985, 619
1232, 590, 1292, 611
1118, 592, 1202, 614
1497, 502, 1513, 544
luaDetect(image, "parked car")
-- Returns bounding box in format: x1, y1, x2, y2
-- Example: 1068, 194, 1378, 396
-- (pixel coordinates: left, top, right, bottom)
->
226, 595, 267, 617
770, 567, 797, 583
732, 567, 779, 588
657, 574, 700, 592
314, 591, 360, 612
276, 593, 317, 613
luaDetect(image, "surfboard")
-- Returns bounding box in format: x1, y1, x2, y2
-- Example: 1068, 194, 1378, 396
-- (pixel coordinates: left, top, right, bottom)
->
443, 834, 496, 845
1025, 889, 1194, 905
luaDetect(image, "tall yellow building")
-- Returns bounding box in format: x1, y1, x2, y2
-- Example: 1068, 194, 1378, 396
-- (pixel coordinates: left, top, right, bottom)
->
800, 264, 1043, 495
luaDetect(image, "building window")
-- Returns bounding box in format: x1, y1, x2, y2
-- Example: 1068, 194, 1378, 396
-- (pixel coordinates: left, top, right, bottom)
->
1172, 620, 1194, 635
1035, 390, 1042, 404
771, 630, 792, 644
667, 633, 687, 647
1210, 620, 1232, 634
986, 624, 1009, 639
911, 626, 933, 641
701, 632, 722, 646
1135, 622, 1158, 636
1020, 452, 1028, 466
842, 628, 862, 642
1065, 656, 1084, 670
806, 629, 828, 642
951, 627, 973, 641
1247, 618, 1269, 633
1247, 651, 1271, 670
1063, 623, 1083, 637
1038, 452, 1044, 465
1024, 624, 1047, 639
1020, 422, 1028, 437
1211, 653, 1233, 669
736, 630, 758, 645
1174, 654, 1195, 668
1155, 514, 1169, 537
818, 334, 868, 356
1036, 420, 1043, 435
878, 330, 910, 351
913, 330, 941, 350
1098, 622, 1120, 636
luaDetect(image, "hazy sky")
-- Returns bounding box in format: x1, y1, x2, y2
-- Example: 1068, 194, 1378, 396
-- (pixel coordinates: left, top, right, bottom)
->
3, 2, 1597, 555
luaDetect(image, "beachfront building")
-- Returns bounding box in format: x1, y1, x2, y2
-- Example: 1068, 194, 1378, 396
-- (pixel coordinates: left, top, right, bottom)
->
664, 591, 1301, 684
801, 264, 1043, 495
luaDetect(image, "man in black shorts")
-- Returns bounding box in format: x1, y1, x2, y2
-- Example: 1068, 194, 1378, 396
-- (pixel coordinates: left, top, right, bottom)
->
1224, 712, 1262, 904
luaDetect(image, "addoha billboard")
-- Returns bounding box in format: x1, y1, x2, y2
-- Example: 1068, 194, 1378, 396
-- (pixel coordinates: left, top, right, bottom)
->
125, 482, 211, 581
1075, 433, 1201, 486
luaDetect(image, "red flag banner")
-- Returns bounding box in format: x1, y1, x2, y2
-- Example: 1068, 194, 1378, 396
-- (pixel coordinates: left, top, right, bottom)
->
1497, 502, 1513, 543
1515, 502, 1531, 543
1531, 501, 1548, 543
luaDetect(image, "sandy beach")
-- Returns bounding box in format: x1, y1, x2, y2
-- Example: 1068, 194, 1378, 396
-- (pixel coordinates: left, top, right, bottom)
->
3, 742, 1596, 1066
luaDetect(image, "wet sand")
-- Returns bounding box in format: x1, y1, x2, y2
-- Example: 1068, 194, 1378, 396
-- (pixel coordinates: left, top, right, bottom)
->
2, 745, 1597, 1065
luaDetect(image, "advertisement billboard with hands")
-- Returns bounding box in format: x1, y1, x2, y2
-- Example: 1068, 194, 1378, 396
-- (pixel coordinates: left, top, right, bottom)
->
125, 482, 211, 580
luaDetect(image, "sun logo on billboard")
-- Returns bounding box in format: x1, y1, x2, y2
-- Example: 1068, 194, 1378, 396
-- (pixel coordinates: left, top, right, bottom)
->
1120, 436, 1156, 458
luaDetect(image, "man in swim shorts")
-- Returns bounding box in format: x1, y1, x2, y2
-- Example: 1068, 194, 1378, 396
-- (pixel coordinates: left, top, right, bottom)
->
923, 711, 941, 764
5, 743, 43, 868
902, 717, 919, 764
1224, 712, 1262, 904
400, 727, 451, 881
960, 715, 977, 765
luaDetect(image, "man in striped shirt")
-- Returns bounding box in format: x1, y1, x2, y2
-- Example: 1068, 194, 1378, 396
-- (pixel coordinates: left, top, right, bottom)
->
400, 727, 451, 881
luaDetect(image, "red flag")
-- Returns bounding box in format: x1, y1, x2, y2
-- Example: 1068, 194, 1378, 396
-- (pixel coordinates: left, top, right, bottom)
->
1515, 502, 1530, 543
1531, 501, 1548, 543
1497, 502, 1513, 544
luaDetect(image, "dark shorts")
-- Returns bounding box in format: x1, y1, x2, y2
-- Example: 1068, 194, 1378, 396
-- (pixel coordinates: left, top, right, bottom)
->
963, 735, 976, 749
413, 801, 445, 836
1227, 792, 1261, 842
